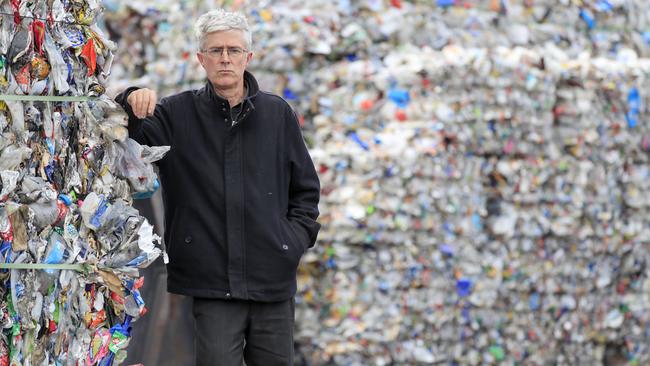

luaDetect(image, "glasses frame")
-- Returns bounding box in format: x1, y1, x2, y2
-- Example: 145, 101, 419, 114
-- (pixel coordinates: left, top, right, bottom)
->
200, 47, 249, 60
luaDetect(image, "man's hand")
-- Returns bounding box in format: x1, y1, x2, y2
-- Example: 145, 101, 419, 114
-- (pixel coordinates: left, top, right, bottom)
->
126, 88, 157, 119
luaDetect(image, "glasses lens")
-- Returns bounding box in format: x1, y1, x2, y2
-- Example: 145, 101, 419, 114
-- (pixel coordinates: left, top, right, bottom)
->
228, 48, 244, 57
205, 47, 246, 59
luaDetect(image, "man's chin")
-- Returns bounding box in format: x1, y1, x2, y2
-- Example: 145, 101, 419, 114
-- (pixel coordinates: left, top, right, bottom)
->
209, 78, 238, 90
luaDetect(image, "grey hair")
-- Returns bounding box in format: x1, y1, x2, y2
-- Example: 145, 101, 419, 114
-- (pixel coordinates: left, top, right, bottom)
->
195, 9, 252, 50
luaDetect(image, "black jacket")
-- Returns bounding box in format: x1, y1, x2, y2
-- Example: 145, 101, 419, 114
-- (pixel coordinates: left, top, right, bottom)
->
115, 71, 321, 302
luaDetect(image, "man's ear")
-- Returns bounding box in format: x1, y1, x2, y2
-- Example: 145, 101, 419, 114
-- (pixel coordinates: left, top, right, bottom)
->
197, 52, 205, 67
245, 51, 254, 65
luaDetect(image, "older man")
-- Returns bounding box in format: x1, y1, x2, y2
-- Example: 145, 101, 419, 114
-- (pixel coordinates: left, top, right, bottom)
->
115, 8, 321, 366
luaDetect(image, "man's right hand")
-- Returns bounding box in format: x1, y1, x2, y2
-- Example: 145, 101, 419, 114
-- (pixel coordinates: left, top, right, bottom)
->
126, 88, 157, 119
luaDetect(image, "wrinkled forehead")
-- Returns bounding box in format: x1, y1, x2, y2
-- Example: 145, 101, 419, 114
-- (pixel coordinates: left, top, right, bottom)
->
201, 30, 248, 49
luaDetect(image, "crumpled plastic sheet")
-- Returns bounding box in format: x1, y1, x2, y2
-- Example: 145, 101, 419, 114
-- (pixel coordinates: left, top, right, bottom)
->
0, 0, 167, 365
103, 0, 650, 365
0, 0, 116, 96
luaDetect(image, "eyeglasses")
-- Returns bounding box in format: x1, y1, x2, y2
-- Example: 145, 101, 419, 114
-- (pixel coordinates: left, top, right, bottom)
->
201, 47, 248, 60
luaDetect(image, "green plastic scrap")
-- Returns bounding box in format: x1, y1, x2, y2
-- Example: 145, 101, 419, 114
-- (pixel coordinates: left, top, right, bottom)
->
108, 331, 129, 353
489, 345, 505, 361
0, 95, 97, 102
0, 263, 93, 274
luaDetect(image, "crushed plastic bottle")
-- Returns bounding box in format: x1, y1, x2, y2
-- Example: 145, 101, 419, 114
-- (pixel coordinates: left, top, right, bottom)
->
101, 0, 650, 364
0, 0, 167, 364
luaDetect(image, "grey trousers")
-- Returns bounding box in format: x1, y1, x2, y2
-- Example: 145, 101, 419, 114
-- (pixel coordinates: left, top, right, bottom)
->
191, 297, 295, 366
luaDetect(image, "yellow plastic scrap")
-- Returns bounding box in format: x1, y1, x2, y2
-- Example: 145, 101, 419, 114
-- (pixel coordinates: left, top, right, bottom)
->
74, 5, 94, 26
260, 9, 273, 22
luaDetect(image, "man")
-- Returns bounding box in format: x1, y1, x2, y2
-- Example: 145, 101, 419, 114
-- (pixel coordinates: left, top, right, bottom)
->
115, 8, 321, 366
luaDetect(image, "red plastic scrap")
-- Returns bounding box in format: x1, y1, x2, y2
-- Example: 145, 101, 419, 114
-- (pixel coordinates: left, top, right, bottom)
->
48, 319, 57, 334
32, 20, 46, 55
10, 0, 21, 24
133, 277, 145, 290
80, 38, 97, 76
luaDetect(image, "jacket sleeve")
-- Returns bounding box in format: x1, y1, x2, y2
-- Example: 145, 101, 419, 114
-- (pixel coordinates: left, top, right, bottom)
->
114, 86, 174, 147
285, 107, 321, 250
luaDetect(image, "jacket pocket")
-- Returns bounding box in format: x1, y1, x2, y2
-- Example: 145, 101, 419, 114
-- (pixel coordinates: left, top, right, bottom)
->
167, 206, 189, 259
280, 217, 305, 264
